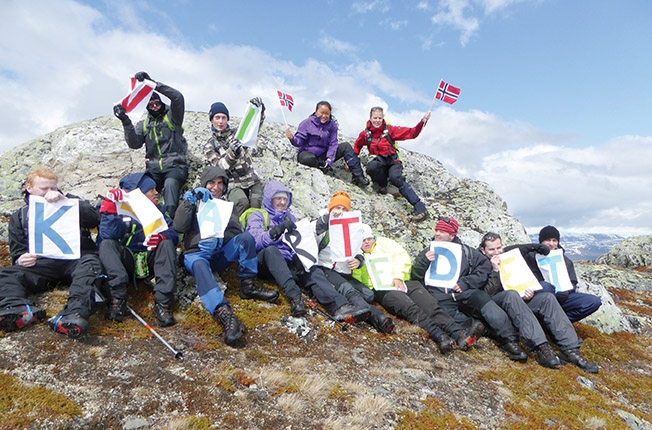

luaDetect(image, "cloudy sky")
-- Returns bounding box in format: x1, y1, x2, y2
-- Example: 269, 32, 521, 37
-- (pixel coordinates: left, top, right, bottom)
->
1, 0, 651, 236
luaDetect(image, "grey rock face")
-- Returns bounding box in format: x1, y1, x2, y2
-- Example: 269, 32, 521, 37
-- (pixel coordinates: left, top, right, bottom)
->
595, 235, 652, 269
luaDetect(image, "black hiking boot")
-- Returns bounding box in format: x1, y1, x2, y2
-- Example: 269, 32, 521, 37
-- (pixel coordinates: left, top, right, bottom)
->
106, 298, 128, 322
332, 304, 370, 324
535, 343, 561, 369
153, 302, 176, 327
290, 295, 307, 318
455, 331, 478, 352
434, 334, 456, 354
352, 175, 370, 187
239, 278, 279, 302
558, 348, 599, 374
0, 305, 46, 332
412, 210, 429, 223
378, 187, 388, 195
48, 313, 88, 339
500, 340, 528, 362
214, 303, 247, 346
469, 319, 486, 338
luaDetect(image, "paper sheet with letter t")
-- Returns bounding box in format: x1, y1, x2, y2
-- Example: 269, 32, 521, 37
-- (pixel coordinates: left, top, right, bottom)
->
328, 210, 364, 274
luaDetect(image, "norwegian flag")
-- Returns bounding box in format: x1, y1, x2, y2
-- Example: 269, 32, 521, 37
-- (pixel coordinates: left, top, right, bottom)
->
118, 76, 157, 113
277, 90, 294, 111
435, 80, 461, 105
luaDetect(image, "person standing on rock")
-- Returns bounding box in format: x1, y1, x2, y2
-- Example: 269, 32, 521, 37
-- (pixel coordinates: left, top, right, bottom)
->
285, 101, 370, 187
0, 168, 104, 338
351, 224, 478, 354
204, 99, 265, 217
173, 166, 279, 346
113, 71, 188, 219
479, 232, 599, 373
410, 216, 530, 363
353, 106, 430, 222
97, 171, 179, 327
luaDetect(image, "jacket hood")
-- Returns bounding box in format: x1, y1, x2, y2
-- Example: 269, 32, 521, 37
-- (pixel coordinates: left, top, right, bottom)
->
199, 166, 229, 196
119, 171, 157, 193
262, 181, 293, 217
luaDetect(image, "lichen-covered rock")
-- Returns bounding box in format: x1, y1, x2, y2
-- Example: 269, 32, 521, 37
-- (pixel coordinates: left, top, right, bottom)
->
595, 235, 652, 269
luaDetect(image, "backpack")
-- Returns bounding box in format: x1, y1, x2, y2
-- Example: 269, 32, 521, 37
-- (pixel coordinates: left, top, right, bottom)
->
365, 123, 400, 158
239, 207, 270, 230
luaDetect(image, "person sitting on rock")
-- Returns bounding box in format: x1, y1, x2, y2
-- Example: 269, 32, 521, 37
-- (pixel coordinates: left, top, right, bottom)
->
204, 99, 265, 217
0, 168, 104, 338
173, 166, 279, 346
285, 101, 370, 187
113, 71, 188, 219
311, 191, 392, 332
480, 232, 599, 373
352, 224, 478, 353
98, 171, 179, 327
410, 216, 530, 363
353, 106, 431, 222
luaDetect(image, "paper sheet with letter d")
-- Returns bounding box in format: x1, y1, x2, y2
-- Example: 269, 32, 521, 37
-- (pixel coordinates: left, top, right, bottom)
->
424, 241, 462, 289
28, 196, 80, 260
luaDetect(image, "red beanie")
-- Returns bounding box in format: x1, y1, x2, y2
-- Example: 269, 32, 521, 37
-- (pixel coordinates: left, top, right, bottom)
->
435, 217, 459, 235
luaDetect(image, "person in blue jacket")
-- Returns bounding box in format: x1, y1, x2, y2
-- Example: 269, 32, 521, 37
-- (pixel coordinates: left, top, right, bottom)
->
98, 171, 179, 327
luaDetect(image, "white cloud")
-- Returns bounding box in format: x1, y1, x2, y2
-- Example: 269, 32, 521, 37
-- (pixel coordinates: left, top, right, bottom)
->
431, 0, 479, 46
318, 35, 358, 55
351, 0, 391, 14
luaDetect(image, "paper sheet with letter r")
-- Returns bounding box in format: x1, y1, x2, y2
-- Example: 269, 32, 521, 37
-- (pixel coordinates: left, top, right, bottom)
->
424, 241, 462, 289
28, 196, 80, 260
283, 218, 319, 271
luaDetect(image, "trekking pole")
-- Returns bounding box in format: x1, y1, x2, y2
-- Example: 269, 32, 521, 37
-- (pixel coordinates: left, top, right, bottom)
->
304, 298, 349, 332
127, 306, 183, 360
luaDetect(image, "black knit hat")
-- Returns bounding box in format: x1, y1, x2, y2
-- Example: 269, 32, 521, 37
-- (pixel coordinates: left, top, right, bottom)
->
538, 225, 560, 243
209, 102, 229, 121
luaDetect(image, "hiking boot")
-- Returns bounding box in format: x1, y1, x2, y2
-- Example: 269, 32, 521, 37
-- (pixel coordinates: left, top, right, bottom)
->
153, 302, 176, 327
106, 298, 128, 322
412, 210, 429, 223
558, 348, 599, 374
469, 319, 486, 338
501, 340, 528, 362
332, 304, 370, 324
456, 333, 478, 352
374, 314, 395, 334
535, 343, 561, 369
239, 278, 279, 302
352, 175, 370, 187
0, 305, 46, 332
214, 303, 247, 346
378, 187, 388, 195
435, 334, 456, 354
48, 313, 88, 339
290, 295, 307, 318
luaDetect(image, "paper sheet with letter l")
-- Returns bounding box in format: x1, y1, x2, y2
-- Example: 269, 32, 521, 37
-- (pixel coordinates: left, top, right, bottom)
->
424, 241, 462, 289
328, 210, 364, 273
498, 248, 542, 296
365, 254, 395, 291
535, 249, 574, 292
28, 196, 80, 260
235, 102, 262, 148
116, 189, 168, 238
283, 218, 319, 271
197, 199, 234, 239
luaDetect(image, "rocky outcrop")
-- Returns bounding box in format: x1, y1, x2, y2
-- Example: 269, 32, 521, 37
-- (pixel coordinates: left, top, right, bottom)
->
595, 235, 652, 269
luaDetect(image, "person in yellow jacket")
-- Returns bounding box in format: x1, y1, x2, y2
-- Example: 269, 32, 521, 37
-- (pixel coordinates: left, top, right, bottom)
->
352, 224, 478, 354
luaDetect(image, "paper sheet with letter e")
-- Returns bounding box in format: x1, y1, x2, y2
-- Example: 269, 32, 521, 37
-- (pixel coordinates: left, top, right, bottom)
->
424, 241, 462, 289
283, 218, 319, 271
116, 189, 168, 238
365, 254, 395, 291
535, 249, 574, 292
28, 196, 80, 260
197, 199, 234, 239
328, 211, 363, 274
498, 249, 541, 296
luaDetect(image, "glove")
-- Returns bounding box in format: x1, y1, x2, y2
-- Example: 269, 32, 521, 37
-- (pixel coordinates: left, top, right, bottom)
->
145, 233, 166, 251
229, 139, 243, 157
183, 190, 197, 204
193, 187, 213, 202
99, 198, 117, 215
249, 97, 263, 108
535, 244, 550, 255
319, 160, 333, 175
134, 71, 152, 82
281, 219, 297, 233
106, 189, 124, 202
113, 104, 128, 121
198, 238, 221, 253
269, 223, 286, 241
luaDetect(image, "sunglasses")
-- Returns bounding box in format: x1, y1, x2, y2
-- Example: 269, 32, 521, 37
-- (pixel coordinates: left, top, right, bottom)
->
148, 101, 162, 108
438, 217, 455, 226
481, 232, 501, 243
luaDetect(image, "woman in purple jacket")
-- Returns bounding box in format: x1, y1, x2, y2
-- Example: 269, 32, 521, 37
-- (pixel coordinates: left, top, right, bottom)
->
285, 101, 369, 187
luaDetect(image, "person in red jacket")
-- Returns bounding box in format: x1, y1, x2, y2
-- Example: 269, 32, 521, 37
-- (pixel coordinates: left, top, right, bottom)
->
353, 107, 431, 222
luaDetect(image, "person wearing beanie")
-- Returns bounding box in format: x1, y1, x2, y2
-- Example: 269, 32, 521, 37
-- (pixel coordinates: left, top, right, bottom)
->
519, 225, 601, 323
112, 71, 188, 220
97, 171, 179, 327
204, 97, 266, 217
351, 224, 479, 354
173, 166, 279, 346
353, 106, 431, 222
410, 216, 531, 363
285, 101, 370, 188
310, 191, 394, 332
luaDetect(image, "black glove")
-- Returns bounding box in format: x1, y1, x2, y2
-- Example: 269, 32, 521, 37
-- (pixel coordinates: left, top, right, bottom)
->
113, 104, 128, 122
535, 244, 550, 255
318, 159, 333, 174
249, 97, 263, 108
134, 71, 152, 82
281, 219, 296, 233
269, 223, 286, 241
229, 139, 243, 157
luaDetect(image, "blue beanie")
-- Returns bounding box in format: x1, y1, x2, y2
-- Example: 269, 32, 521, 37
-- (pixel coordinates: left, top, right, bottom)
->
209, 102, 229, 121
137, 175, 157, 194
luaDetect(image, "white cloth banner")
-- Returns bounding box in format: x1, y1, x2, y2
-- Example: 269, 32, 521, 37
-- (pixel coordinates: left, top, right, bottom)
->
116, 189, 168, 240
536, 249, 574, 292
116, 76, 157, 118
235, 102, 262, 148
424, 241, 462, 289
197, 199, 234, 239
28, 196, 80, 260
498, 248, 542, 296
365, 254, 395, 291
283, 218, 319, 271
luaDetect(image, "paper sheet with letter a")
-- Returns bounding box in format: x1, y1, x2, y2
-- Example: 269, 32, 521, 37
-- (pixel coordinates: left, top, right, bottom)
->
535, 249, 574, 293
498, 248, 541, 296
197, 199, 234, 239
28, 196, 80, 260
424, 241, 462, 289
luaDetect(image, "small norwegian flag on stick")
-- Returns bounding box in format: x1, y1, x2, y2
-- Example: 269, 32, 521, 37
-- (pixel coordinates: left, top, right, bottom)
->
434, 80, 460, 105
277, 90, 294, 127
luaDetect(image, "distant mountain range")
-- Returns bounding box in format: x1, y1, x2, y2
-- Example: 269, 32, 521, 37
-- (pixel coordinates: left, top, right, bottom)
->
527, 233, 626, 261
